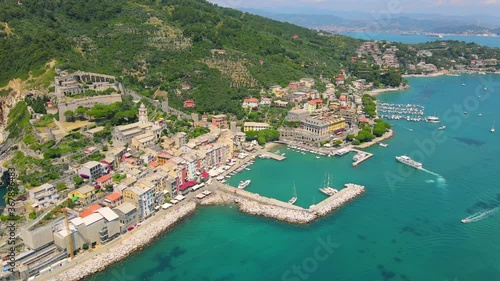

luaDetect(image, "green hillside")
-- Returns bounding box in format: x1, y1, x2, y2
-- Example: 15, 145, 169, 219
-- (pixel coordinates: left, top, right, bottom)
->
0, 0, 361, 115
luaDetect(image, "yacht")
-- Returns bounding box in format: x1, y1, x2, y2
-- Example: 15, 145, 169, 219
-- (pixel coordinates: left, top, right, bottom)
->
238, 180, 251, 189
395, 155, 423, 169
319, 187, 339, 196
484, 87, 488, 91
438, 125, 446, 130
464, 111, 468, 115
425, 116, 440, 123
379, 143, 388, 147
462, 83, 466, 86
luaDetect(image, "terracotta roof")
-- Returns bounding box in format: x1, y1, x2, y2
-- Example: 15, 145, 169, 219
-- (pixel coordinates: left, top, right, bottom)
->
149, 161, 159, 168
104, 192, 122, 202
79, 204, 102, 218
339, 96, 347, 101
244, 98, 259, 103
308, 99, 323, 105
96, 174, 112, 183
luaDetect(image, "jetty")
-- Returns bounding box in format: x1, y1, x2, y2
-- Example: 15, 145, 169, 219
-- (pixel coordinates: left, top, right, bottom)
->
203, 181, 365, 224
351, 149, 373, 167
264, 151, 286, 161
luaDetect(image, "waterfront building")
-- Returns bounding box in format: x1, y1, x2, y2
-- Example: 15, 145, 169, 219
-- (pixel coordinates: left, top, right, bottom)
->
53, 207, 120, 252
112, 104, 162, 144
113, 203, 138, 232
28, 183, 60, 210
243, 122, 271, 132
123, 186, 155, 221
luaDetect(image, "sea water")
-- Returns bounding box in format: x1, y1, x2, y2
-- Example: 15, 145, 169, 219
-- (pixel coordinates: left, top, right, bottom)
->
86, 74, 500, 281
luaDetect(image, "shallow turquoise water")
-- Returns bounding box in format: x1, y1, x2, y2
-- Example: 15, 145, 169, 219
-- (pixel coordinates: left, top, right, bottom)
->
89, 74, 500, 281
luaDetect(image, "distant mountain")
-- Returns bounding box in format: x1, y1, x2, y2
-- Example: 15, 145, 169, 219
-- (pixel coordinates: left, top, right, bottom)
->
239, 8, 500, 34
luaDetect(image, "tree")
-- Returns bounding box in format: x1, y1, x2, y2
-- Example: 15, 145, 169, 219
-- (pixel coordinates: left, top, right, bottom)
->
55, 182, 67, 192
82, 243, 89, 250
73, 176, 84, 187
64, 110, 75, 122
334, 140, 343, 147
75, 107, 88, 120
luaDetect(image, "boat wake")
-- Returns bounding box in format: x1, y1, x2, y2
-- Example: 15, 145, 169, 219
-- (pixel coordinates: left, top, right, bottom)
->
421, 169, 447, 187
463, 207, 500, 223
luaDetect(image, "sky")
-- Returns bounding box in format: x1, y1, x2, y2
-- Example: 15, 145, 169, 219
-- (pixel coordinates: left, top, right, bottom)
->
207, 0, 500, 17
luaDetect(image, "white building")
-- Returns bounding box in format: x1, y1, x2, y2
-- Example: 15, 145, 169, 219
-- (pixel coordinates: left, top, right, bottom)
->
78, 161, 106, 182
28, 183, 60, 209
53, 207, 120, 251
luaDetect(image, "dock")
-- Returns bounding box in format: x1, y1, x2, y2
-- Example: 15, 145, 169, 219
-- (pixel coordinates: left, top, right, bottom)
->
262, 152, 286, 161
351, 149, 373, 167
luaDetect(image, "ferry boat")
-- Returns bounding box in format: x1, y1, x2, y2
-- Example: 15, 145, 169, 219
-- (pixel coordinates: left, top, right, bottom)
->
395, 155, 423, 169
238, 180, 251, 189
335, 148, 350, 156
379, 143, 388, 147
438, 125, 446, 130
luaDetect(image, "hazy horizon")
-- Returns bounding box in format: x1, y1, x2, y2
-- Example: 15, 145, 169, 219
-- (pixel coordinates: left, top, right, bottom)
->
208, 0, 500, 18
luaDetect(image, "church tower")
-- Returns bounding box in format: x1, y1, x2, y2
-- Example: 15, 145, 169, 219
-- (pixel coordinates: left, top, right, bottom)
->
138, 103, 148, 124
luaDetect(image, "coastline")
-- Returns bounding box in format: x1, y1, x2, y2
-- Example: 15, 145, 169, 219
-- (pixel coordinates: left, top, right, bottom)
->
51, 202, 197, 281
354, 129, 394, 149
365, 85, 410, 96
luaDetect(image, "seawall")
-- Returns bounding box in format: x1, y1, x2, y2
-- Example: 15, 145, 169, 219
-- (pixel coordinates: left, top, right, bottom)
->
201, 182, 365, 224
51, 202, 197, 281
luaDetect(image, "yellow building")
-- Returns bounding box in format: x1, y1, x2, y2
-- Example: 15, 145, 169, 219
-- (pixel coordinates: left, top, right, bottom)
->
243, 122, 271, 132
326, 117, 346, 134
68, 185, 97, 206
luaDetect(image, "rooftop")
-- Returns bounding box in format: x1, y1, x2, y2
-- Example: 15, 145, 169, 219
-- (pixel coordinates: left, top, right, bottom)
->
95, 207, 119, 221
79, 204, 102, 218
104, 192, 122, 202
114, 202, 136, 215
96, 174, 112, 183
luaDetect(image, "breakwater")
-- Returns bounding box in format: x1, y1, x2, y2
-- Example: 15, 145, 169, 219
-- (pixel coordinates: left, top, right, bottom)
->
201, 182, 365, 224
51, 202, 197, 281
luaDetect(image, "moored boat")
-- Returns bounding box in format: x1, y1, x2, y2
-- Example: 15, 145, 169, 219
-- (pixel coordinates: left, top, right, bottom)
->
238, 180, 251, 189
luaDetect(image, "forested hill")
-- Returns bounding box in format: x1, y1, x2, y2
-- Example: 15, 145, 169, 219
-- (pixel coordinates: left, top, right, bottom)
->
0, 0, 361, 116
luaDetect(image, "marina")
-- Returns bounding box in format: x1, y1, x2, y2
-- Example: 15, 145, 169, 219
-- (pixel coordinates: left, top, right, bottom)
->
378, 102, 425, 122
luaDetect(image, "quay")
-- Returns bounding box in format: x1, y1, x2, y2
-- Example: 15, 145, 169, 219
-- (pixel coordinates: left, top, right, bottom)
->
351, 149, 374, 167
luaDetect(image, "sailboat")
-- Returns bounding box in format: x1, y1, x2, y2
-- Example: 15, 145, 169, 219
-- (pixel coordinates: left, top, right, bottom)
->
491, 121, 495, 133
319, 173, 338, 196
288, 182, 297, 204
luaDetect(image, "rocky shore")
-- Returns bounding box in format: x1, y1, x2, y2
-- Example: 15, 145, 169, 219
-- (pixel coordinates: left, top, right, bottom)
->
310, 184, 366, 216
201, 183, 365, 224
52, 202, 197, 281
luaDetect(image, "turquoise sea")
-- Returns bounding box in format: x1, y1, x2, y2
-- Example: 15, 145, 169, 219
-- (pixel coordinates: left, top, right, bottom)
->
340, 32, 500, 48
89, 73, 500, 281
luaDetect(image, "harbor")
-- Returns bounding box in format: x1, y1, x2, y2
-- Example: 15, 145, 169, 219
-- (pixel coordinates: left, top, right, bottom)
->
202, 181, 366, 224
377, 102, 426, 122
351, 149, 374, 167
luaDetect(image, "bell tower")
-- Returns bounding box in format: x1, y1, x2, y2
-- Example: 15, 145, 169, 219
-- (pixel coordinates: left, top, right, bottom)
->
138, 103, 148, 124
